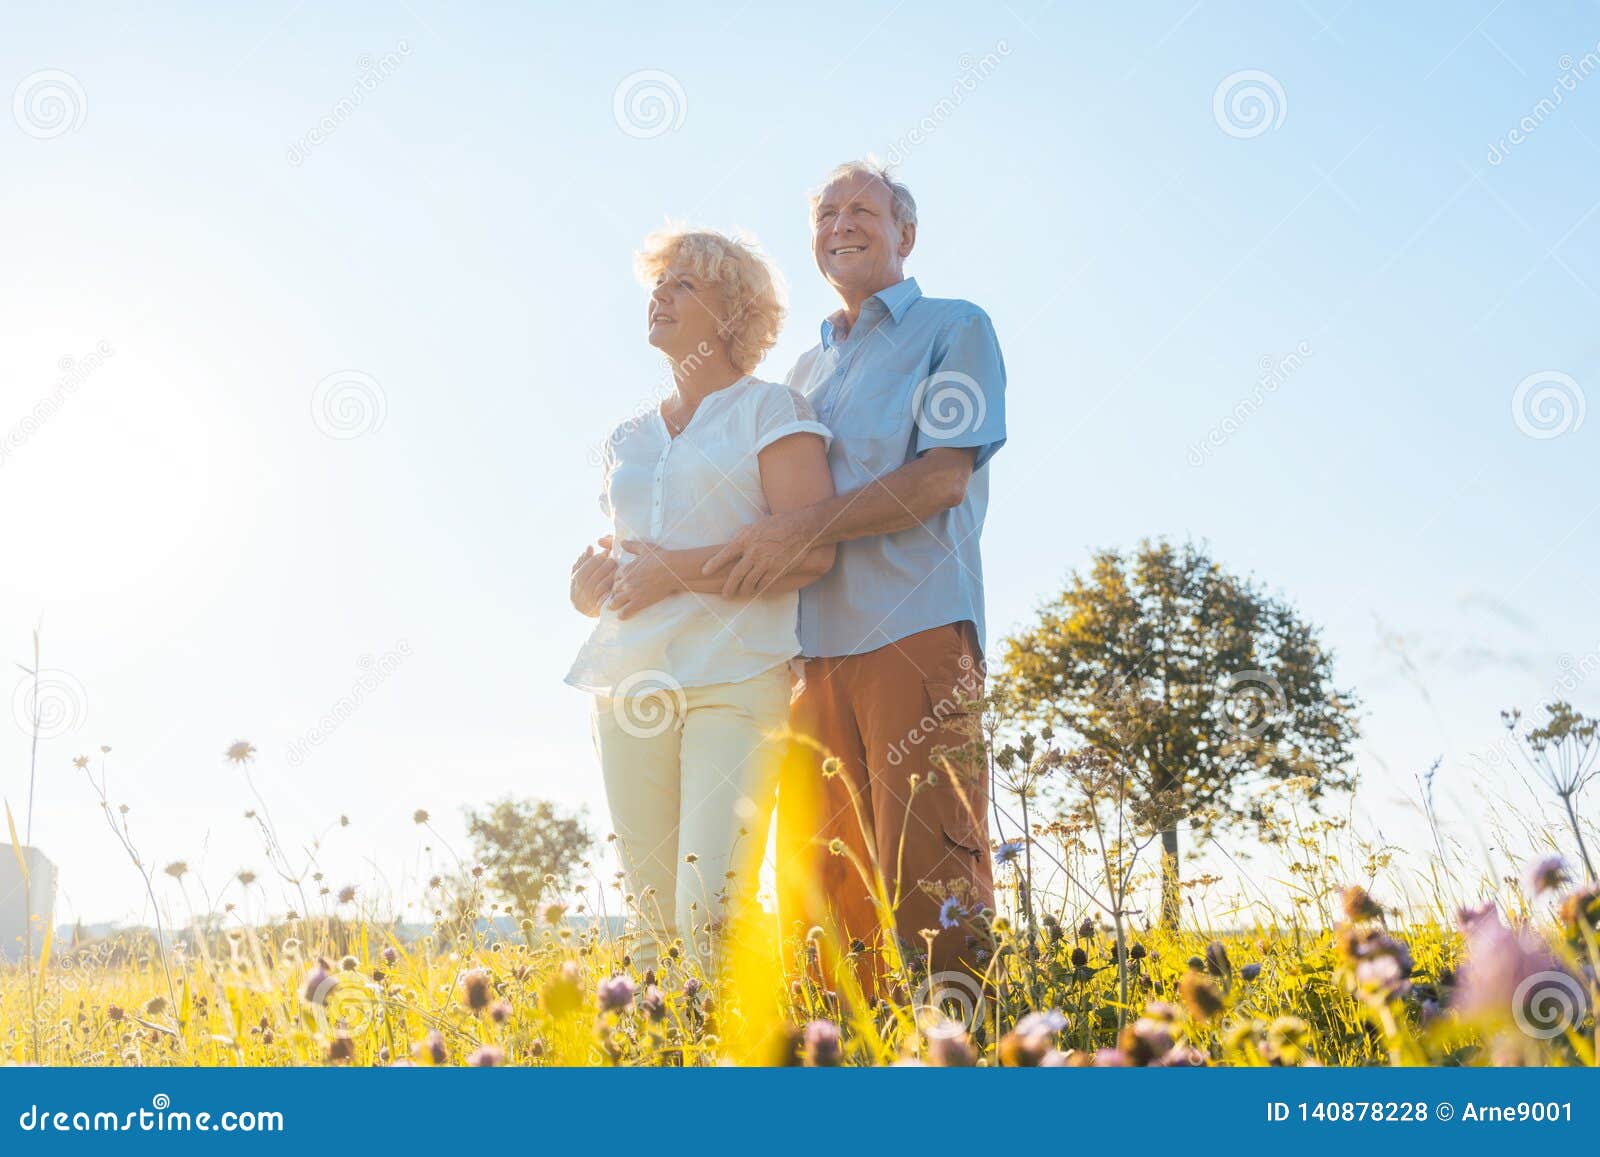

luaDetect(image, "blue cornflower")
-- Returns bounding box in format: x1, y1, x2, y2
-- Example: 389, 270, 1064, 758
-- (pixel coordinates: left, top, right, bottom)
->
994, 839, 1025, 866
938, 896, 967, 930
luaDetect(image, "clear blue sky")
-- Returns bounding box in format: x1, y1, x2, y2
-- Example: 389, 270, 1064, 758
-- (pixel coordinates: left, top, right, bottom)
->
2, 1, 1597, 924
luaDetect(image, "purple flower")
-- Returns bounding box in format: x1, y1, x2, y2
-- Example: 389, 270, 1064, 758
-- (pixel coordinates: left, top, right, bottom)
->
1524, 855, 1568, 897
1453, 907, 1571, 1027
994, 840, 1025, 867
301, 958, 332, 1004
596, 973, 635, 1014
467, 1044, 505, 1067
639, 985, 666, 1022
802, 1019, 841, 1067
1015, 1009, 1068, 1038
1240, 962, 1262, 982
925, 1021, 977, 1067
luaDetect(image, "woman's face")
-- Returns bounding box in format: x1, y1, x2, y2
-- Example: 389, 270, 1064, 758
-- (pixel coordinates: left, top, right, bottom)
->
647, 260, 725, 363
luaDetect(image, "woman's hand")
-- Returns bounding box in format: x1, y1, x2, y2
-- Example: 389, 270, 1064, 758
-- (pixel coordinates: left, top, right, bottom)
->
569, 537, 617, 617
611, 543, 681, 620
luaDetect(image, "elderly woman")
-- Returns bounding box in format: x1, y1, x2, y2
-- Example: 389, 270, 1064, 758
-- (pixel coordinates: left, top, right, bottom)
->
566, 227, 834, 967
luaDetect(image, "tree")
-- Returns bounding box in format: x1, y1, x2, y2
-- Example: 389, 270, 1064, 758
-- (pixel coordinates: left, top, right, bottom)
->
463, 797, 593, 918
1000, 539, 1360, 928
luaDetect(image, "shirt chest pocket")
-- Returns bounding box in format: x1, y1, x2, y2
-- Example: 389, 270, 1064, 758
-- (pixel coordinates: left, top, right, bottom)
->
825, 373, 918, 470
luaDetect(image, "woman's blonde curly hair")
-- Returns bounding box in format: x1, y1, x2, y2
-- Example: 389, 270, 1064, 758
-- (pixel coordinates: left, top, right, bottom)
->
634, 226, 785, 374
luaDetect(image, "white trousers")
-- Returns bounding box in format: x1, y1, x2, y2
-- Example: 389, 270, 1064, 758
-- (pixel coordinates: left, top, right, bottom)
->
592, 664, 790, 964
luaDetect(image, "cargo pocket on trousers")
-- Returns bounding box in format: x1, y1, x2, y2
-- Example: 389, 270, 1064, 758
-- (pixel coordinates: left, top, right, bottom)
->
922, 679, 987, 856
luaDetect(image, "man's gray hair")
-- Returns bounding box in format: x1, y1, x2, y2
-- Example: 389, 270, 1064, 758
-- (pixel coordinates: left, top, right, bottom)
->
811, 158, 918, 227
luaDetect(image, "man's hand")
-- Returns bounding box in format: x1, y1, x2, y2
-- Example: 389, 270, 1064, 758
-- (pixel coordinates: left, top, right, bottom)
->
569, 537, 616, 617
702, 507, 822, 598
611, 541, 680, 620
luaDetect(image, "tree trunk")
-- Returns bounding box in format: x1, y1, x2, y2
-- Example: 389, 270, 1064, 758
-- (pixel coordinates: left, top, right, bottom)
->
1160, 826, 1181, 930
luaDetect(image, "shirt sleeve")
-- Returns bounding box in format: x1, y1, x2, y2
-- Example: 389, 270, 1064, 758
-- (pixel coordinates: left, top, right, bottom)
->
754, 382, 832, 455
913, 307, 1007, 469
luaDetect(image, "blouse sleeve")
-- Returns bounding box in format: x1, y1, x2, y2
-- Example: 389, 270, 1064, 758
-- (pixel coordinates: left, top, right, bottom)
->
753, 383, 832, 455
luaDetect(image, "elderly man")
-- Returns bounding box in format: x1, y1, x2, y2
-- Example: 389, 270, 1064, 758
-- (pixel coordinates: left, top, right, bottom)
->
703, 160, 1007, 991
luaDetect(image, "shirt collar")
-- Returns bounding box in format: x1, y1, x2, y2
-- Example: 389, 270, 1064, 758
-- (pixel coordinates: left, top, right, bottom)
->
819, 277, 922, 349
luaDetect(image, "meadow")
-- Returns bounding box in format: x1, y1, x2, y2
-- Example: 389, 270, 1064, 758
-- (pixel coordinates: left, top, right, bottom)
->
4, 716, 1597, 1069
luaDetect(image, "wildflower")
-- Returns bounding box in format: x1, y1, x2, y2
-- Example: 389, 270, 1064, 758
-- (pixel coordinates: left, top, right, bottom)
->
1128, 943, 1146, 961
412, 809, 430, 824
827, 837, 846, 855
144, 996, 168, 1017
489, 999, 512, 1024
938, 896, 966, 930
163, 861, 188, 880
683, 976, 702, 999
72, 755, 90, 770
339, 955, 359, 972
302, 958, 332, 1004
106, 1004, 125, 1023
1119, 1016, 1174, 1065
1334, 924, 1413, 1002
1092, 1047, 1130, 1066
597, 973, 635, 1014
237, 869, 257, 887
821, 756, 841, 778
381, 945, 398, 966
802, 1019, 842, 1066
1077, 918, 1095, 939
924, 1020, 976, 1067
1015, 1009, 1068, 1037
1204, 940, 1233, 981
337, 885, 357, 904
1264, 1016, 1313, 1065
1557, 886, 1600, 942
458, 968, 492, 1013
1524, 855, 1568, 897
413, 1029, 447, 1066
1240, 962, 1262, 982
541, 901, 567, 925
1453, 907, 1574, 1029
224, 741, 256, 764
467, 1044, 505, 1067
1069, 947, 1088, 968
1154, 1044, 1208, 1066
1179, 972, 1225, 1022
994, 839, 1025, 866
1340, 885, 1383, 922
640, 986, 666, 1022
325, 1033, 355, 1064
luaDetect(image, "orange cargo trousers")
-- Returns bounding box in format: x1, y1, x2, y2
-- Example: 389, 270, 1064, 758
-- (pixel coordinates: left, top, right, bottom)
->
776, 621, 994, 997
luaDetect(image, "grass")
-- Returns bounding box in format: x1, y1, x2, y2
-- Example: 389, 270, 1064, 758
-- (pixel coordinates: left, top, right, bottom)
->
4, 760, 1597, 1068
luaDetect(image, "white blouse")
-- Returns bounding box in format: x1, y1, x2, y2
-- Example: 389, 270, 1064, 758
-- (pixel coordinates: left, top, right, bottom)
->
566, 376, 831, 698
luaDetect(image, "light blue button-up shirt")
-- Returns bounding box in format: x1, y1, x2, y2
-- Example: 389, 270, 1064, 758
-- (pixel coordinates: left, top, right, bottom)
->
786, 278, 1007, 658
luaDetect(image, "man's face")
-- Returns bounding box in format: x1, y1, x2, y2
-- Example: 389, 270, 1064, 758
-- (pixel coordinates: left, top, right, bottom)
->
811, 171, 914, 299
